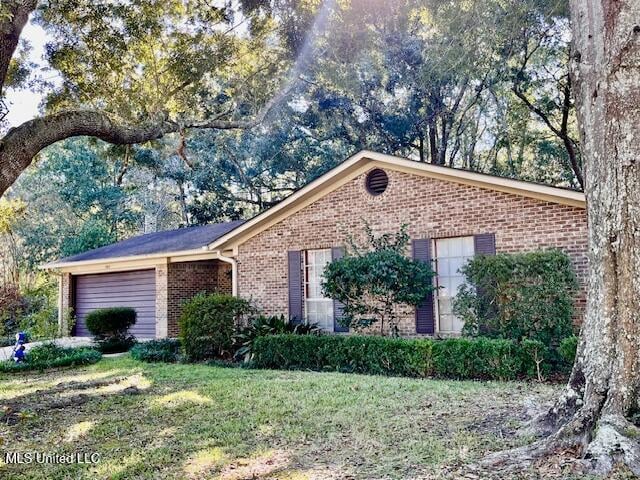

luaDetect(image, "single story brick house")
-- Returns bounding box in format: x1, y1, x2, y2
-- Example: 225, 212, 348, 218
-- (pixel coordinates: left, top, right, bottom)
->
44, 150, 588, 338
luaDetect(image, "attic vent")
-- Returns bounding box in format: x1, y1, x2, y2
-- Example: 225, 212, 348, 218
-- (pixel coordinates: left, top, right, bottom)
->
365, 169, 389, 196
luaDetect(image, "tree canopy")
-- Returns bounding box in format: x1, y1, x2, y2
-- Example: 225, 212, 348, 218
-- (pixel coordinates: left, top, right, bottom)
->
1, 0, 581, 279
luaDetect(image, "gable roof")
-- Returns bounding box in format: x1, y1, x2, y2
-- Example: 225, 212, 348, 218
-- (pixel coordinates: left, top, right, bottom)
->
48, 220, 244, 266
209, 150, 585, 252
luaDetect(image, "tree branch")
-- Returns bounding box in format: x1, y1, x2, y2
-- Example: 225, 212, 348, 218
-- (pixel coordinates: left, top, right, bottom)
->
0, 0, 38, 95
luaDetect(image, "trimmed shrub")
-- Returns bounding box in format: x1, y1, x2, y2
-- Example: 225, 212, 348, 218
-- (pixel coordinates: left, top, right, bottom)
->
179, 294, 254, 361
85, 307, 136, 338
95, 335, 137, 354
0, 343, 101, 373
454, 250, 578, 347
131, 339, 181, 363
431, 337, 521, 381
85, 307, 137, 353
233, 315, 321, 361
252, 334, 535, 381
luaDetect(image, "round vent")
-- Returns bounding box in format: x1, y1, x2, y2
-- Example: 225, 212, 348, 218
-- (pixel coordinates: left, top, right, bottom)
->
365, 169, 389, 196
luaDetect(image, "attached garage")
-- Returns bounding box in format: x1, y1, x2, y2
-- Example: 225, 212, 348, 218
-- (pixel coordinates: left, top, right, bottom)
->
74, 269, 156, 338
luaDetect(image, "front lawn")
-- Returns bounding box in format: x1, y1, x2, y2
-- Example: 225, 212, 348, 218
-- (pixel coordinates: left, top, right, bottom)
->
0, 357, 559, 479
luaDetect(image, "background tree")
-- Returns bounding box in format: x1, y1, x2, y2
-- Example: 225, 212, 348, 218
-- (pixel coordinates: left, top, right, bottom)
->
0, 0, 302, 197
483, 0, 640, 475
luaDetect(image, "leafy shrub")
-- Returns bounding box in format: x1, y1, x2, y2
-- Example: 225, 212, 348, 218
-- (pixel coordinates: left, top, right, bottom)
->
430, 337, 522, 381
131, 339, 181, 363
95, 335, 137, 354
179, 294, 254, 361
20, 305, 59, 340
85, 307, 137, 353
252, 334, 537, 381
0, 343, 101, 373
454, 250, 577, 347
85, 307, 136, 337
559, 335, 578, 366
323, 224, 435, 336
233, 315, 321, 361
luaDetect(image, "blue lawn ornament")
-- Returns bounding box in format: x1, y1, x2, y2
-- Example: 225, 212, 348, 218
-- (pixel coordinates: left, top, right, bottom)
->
13, 345, 26, 363
12, 332, 28, 363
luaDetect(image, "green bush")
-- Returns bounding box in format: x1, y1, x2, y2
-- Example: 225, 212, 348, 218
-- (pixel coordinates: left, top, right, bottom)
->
85, 307, 136, 338
252, 334, 539, 381
131, 339, 181, 363
322, 224, 435, 336
233, 315, 321, 361
559, 335, 578, 366
430, 337, 522, 380
179, 294, 254, 361
0, 343, 101, 373
454, 250, 578, 347
85, 307, 137, 353
95, 335, 137, 354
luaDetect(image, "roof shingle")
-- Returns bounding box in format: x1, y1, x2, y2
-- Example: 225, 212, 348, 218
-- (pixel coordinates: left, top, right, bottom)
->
54, 220, 244, 264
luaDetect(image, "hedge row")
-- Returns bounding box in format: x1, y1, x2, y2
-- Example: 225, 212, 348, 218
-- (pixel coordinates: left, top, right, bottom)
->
0, 344, 102, 373
252, 334, 568, 381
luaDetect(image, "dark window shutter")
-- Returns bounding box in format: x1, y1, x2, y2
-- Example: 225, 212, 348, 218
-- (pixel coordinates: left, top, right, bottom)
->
473, 234, 497, 328
412, 239, 435, 335
331, 246, 348, 332
474, 233, 496, 255
288, 251, 303, 324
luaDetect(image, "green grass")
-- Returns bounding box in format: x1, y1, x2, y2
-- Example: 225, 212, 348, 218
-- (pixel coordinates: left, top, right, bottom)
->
0, 356, 559, 479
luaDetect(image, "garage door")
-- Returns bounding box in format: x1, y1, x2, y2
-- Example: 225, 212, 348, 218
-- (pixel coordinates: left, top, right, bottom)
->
74, 269, 156, 338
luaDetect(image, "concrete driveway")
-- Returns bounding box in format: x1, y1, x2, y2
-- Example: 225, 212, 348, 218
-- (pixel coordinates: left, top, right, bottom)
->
0, 337, 94, 361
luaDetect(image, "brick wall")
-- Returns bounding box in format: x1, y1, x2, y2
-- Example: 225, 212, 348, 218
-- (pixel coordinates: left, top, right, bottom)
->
166, 260, 232, 337
59, 273, 74, 335
236, 167, 588, 337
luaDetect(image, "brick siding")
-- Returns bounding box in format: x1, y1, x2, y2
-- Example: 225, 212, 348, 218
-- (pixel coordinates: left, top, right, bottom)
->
236, 167, 588, 337
166, 260, 232, 337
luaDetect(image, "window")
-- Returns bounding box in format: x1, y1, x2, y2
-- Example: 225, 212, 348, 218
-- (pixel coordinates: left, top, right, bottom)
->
434, 236, 475, 333
304, 249, 334, 331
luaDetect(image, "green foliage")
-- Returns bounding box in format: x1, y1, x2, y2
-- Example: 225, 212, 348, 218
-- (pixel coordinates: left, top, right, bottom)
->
0, 344, 101, 373
85, 307, 137, 338
0, 279, 60, 341
19, 305, 59, 340
323, 224, 435, 336
95, 336, 137, 354
430, 338, 522, 381
252, 334, 558, 381
233, 315, 321, 361
454, 249, 577, 347
85, 307, 137, 353
130, 339, 181, 363
179, 294, 254, 361
559, 335, 578, 366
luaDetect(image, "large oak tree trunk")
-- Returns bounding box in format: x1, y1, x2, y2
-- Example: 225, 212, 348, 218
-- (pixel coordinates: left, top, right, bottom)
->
483, 0, 640, 475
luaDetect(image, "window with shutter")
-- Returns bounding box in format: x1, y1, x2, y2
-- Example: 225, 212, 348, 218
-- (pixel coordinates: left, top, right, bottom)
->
433, 236, 475, 333
303, 249, 334, 331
